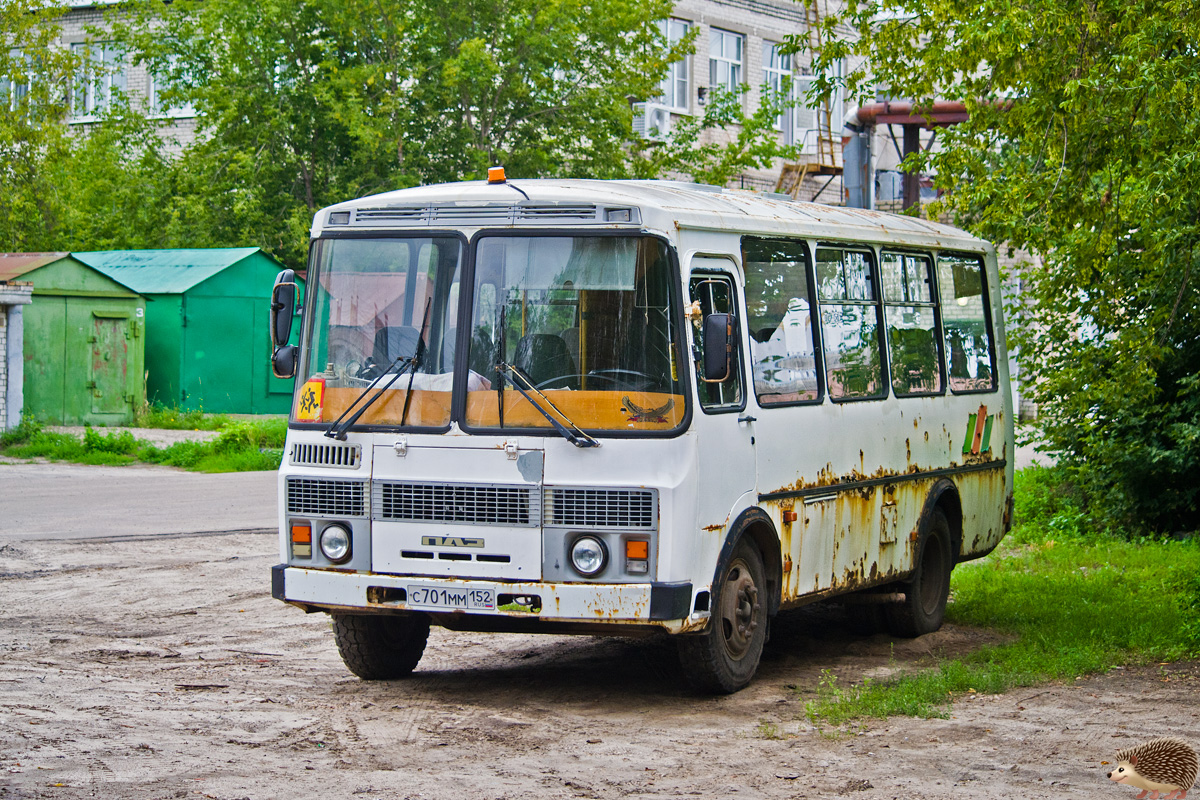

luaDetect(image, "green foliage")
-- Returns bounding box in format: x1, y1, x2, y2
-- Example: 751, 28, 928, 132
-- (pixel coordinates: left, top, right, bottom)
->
798, 0, 1200, 535
0, 416, 43, 447
801, 474, 1200, 724
133, 404, 231, 431
0, 419, 286, 472
0, 0, 79, 251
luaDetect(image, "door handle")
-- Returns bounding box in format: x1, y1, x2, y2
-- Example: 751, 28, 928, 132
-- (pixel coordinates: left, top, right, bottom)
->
738, 415, 757, 424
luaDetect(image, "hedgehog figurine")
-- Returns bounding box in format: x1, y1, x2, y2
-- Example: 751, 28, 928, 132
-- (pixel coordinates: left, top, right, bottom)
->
1107, 737, 1198, 799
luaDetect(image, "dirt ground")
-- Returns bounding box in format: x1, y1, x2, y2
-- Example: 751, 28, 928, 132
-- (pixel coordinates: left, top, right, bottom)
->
1, 531, 1197, 800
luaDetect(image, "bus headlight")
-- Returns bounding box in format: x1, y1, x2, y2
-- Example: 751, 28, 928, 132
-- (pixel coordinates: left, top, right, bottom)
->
569, 536, 607, 577
319, 524, 352, 563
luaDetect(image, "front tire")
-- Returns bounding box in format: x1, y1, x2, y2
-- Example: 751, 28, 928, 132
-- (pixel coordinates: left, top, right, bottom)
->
677, 539, 769, 694
332, 612, 431, 680
884, 507, 953, 638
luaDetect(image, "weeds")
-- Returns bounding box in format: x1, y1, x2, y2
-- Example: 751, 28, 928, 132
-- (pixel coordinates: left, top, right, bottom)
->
1, 417, 286, 473
133, 403, 231, 431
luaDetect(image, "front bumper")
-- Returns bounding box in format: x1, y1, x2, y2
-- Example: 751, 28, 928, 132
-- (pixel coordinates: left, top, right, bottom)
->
272, 565, 698, 631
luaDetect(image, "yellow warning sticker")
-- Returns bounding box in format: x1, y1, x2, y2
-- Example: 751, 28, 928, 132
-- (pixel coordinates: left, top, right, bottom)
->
296, 378, 325, 421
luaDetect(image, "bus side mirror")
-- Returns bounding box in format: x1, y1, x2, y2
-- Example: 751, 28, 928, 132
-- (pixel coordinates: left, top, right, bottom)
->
701, 312, 734, 383
272, 344, 297, 379
270, 269, 297, 348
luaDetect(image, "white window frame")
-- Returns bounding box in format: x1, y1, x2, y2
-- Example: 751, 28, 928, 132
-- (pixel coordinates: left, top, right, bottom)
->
657, 18, 691, 112
762, 42, 794, 141
71, 42, 127, 121
148, 55, 196, 119
708, 28, 744, 97
790, 59, 845, 155
2, 49, 33, 112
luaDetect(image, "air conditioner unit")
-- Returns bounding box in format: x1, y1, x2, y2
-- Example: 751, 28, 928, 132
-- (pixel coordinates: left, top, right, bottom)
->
632, 102, 673, 142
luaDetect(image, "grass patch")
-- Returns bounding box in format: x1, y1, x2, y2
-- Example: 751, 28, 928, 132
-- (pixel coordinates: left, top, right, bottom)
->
802, 464, 1200, 724
133, 404, 232, 431
1, 417, 286, 473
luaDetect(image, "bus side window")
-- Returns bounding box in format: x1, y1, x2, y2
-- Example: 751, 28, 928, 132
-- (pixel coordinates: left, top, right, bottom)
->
881, 251, 942, 396
689, 272, 744, 411
936, 253, 996, 392
816, 247, 885, 400
742, 237, 821, 405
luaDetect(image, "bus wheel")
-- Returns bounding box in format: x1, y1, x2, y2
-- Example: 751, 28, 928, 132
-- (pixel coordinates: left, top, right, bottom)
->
885, 507, 953, 638
678, 539, 768, 694
332, 612, 431, 680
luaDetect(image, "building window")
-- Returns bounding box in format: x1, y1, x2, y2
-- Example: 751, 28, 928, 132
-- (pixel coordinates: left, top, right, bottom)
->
2, 49, 33, 112
762, 42, 794, 141
708, 28, 743, 96
657, 18, 690, 111
792, 60, 844, 155
148, 56, 195, 118
71, 42, 127, 119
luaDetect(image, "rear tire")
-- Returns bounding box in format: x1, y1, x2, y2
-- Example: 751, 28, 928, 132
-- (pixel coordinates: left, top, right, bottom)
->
332, 612, 431, 680
677, 539, 769, 694
885, 508, 953, 638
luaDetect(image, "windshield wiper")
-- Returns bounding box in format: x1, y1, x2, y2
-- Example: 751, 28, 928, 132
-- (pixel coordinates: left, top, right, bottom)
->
325, 299, 431, 441
495, 361, 600, 449
323, 354, 417, 441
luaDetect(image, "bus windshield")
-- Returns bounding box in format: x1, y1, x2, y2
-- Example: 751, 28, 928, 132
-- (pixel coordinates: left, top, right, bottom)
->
295, 236, 464, 428
463, 235, 686, 433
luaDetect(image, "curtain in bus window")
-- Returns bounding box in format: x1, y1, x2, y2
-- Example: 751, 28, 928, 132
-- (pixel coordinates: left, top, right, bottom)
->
937, 254, 995, 392
743, 238, 819, 404
882, 252, 942, 396
816, 248, 883, 399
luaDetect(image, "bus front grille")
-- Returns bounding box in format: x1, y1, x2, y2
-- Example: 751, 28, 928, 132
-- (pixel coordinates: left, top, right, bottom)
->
544, 488, 657, 529
286, 478, 369, 517
373, 482, 539, 527
290, 442, 362, 469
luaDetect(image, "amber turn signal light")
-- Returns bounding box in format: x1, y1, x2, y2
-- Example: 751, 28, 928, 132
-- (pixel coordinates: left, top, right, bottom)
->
625, 540, 649, 560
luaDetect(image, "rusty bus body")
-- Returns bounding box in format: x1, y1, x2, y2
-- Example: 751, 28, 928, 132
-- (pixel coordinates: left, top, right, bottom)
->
269, 178, 1013, 692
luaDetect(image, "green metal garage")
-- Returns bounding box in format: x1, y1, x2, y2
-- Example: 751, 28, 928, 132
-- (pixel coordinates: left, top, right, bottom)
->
0, 252, 146, 426
76, 248, 301, 415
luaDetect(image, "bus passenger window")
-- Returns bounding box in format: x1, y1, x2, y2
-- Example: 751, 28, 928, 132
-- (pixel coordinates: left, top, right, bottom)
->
881, 251, 942, 396
937, 254, 996, 392
816, 247, 884, 400
742, 237, 819, 404
689, 272, 744, 411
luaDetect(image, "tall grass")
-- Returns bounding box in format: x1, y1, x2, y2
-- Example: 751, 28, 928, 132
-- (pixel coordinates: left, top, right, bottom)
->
0, 416, 286, 473
801, 465, 1200, 723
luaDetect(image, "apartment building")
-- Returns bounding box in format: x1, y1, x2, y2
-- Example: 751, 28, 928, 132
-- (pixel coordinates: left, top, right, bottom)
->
46, 0, 850, 198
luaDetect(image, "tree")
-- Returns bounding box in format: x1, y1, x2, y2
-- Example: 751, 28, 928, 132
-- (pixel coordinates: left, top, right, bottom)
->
800, 0, 1200, 534
0, 0, 78, 251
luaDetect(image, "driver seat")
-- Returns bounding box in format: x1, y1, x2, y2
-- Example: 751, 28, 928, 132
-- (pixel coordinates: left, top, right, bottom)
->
513, 333, 577, 390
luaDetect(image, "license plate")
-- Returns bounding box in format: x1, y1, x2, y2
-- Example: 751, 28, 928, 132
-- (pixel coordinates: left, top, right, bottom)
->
406, 584, 495, 610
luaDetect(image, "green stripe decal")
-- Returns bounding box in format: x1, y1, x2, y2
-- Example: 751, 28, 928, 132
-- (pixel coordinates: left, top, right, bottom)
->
963, 413, 977, 455
981, 416, 994, 453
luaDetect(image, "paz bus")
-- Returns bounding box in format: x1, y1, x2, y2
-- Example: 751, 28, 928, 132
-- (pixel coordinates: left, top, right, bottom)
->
268, 176, 1013, 693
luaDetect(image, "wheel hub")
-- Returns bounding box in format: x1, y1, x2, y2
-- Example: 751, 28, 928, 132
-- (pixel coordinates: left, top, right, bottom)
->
720, 560, 761, 660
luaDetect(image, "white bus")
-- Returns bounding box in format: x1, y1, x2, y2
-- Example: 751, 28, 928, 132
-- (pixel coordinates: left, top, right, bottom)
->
268, 176, 1013, 693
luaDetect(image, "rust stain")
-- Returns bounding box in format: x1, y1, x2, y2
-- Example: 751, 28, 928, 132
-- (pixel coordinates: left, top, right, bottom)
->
701, 523, 724, 532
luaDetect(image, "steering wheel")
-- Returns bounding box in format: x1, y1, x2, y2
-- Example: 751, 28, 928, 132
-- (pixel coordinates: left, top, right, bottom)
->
586, 369, 659, 390
533, 370, 659, 391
